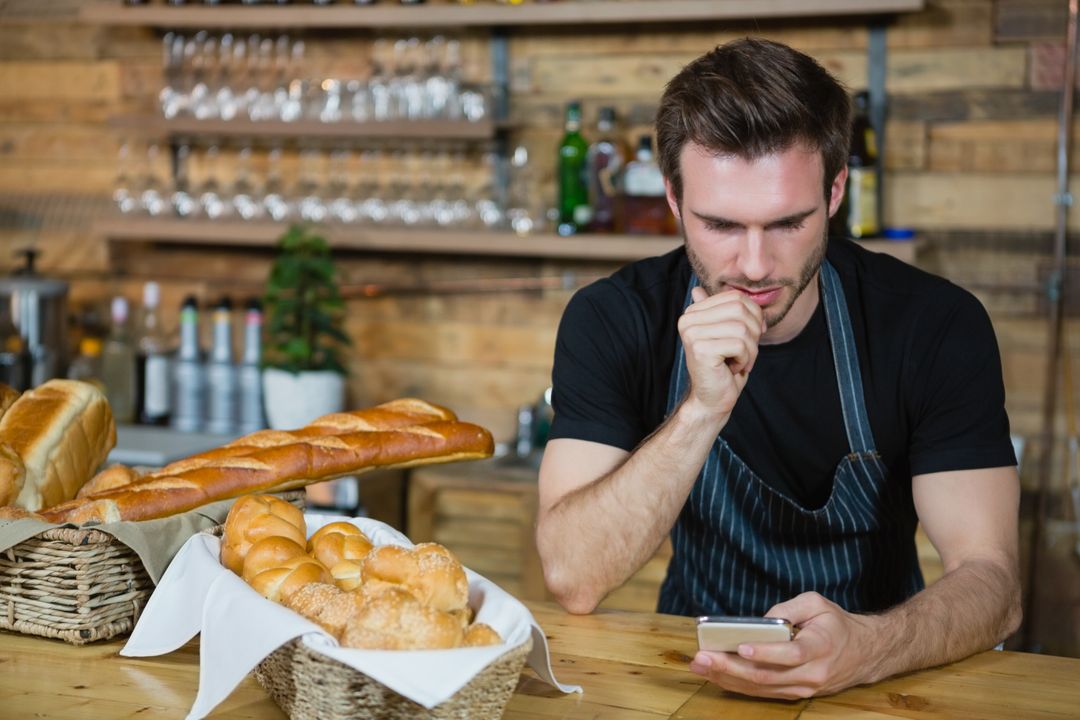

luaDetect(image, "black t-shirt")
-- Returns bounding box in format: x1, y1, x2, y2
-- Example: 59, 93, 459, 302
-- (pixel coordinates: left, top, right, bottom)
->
549, 238, 1016, 509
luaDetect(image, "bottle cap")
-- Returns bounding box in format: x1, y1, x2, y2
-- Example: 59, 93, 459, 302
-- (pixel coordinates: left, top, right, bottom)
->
598, 106, 617, 125
143, 281, 160, 309
111, 296, 129, 323
80, 336, 103, 356
882, 227, 916, 241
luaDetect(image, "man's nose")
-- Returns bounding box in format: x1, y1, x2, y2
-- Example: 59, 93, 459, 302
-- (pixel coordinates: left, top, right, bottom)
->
737, 228, 772, 282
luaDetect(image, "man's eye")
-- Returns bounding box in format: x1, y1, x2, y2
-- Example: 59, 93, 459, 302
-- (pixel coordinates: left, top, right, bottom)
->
704, 222, 737, 232
775, 221, 805, 232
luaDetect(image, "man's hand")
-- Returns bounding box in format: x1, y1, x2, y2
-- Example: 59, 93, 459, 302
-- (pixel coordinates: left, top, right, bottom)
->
678, 287, 766, 421
688, 592, 882, 700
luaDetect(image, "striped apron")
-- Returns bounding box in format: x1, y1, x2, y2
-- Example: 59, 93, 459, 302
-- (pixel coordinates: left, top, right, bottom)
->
658, 260, 924, 617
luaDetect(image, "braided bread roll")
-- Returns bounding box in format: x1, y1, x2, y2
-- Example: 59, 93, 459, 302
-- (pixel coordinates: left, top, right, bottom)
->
221, 494, 307, 575
40, 398, 493, 525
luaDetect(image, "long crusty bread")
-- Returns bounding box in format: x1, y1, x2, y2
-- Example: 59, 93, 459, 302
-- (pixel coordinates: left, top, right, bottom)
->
0, 379, 116, 511
40, 398, 493, 524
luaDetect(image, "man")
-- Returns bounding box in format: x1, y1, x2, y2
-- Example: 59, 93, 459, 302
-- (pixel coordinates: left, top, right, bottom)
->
536, 38, 1021, 700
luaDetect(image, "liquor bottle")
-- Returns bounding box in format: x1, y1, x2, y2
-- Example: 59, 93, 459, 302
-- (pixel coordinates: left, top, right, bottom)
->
237, 298, 266, 434
585, 106, 627, 233
101, 297, 136, 424
172, 295, 205, 433
67, 337, 105, 393
833, 90, 880, 240
557, 100, 589, 236
206, 297, 238, 435
135, 282, 171, 426
621, 135, 675, 235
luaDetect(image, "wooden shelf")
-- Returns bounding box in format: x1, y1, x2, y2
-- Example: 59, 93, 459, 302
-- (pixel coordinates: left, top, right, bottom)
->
108, 115, 498, 141
96, 218, 683, 261
82, 0, 925, 29
95, 217, 918, 263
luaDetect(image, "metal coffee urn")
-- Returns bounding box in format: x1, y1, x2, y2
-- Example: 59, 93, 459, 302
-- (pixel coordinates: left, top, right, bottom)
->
0, 249, 68, 391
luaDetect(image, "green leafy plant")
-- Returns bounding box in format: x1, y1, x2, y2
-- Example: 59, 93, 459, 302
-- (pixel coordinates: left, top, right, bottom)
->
263, 225, 350, 374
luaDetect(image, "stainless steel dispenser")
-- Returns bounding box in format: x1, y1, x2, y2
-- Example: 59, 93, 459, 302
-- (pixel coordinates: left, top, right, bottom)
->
0, 249, 68, 391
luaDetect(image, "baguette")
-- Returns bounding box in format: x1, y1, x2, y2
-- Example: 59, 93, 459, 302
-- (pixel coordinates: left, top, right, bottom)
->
40, 398, 493, 524
0, 379, 116, 511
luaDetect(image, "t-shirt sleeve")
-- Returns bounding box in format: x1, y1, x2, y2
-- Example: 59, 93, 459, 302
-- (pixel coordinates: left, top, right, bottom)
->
906, 288, 1017, 476
548, 282, 650, 451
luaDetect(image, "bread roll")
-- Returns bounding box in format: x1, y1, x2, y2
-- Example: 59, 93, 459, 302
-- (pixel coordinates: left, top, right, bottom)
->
221, 495, 307, 575
40, 398, 493, 524
361, 543, 469, 614
0, 379, 116, 511
249, 555, 330, 603
329, 560, 364, 592
283, 582, 365, 639
463, 623, 503, 647
309, 526, 373, 569
219, 496, 304, 574
78, 464, 142, 499
340, 587, 464, 650
242, 536, 307, 583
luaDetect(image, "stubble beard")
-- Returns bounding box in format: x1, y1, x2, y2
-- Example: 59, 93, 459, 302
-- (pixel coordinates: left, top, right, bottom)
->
685, 225, 828, 329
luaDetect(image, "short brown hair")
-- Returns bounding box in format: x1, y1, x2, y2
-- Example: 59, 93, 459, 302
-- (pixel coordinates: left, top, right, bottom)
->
656, 38, 852, 204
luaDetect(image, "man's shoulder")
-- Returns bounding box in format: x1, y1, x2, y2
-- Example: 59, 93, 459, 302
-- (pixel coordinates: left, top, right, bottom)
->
828, 236, 974, 309
575, 245, 689, 310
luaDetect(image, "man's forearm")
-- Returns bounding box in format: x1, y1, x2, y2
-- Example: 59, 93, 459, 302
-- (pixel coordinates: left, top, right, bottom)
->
537, 398, 725, 613
862, 556, 1022, 683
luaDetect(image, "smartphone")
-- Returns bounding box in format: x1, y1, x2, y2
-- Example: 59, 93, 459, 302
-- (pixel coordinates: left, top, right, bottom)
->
696, 616, 794, 653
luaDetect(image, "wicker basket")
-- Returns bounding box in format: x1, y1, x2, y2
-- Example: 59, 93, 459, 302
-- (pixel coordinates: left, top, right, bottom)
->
0, 525, 154, 645
0, 490, 306, 645
254, 635, 533, 720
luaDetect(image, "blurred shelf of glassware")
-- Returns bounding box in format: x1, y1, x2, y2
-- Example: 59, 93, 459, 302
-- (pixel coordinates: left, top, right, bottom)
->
109, 115, 501, 141
81, 0, 924, 29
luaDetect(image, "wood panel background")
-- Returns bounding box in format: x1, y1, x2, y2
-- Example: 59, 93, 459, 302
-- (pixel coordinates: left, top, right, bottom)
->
1, 0, 1079, 655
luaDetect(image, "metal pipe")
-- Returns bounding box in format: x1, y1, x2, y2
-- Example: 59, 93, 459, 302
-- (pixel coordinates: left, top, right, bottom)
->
1023, 0, 1079, 652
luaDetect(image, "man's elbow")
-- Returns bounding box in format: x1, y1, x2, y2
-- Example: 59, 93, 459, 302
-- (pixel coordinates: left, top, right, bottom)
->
536, 524, 603, 614
542, 563, 602, 615
1002, 584, 1023, 639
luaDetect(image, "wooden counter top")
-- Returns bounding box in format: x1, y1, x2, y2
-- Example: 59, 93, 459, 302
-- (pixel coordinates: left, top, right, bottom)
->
1, 602, 1077, 718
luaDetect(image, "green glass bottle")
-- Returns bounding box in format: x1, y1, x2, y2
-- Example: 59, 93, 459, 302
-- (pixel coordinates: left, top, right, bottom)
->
557, 100, 590, 236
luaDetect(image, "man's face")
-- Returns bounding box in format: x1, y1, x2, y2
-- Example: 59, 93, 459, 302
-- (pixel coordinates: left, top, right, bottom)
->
666, 142, 846, 344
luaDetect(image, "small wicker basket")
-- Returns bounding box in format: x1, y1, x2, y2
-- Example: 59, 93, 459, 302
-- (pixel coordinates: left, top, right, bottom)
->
254, 635, 533, 720
0, 525, 153, 645
0, 491, 306, 645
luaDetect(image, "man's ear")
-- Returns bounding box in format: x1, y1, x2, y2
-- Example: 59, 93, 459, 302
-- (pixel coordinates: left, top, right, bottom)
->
827, 166, 848, 218
664, 178, 681, 222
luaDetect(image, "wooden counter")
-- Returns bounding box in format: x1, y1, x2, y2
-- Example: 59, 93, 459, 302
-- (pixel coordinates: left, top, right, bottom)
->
1, 602, 1078, 719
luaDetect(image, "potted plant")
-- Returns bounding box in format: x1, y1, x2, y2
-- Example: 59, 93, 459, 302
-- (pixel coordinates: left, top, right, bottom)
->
261, 224, 351, 430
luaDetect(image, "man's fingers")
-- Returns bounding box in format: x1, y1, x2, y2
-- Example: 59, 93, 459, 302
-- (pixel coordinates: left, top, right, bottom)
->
686, 337, 755, 375
766, 591, 831, 626
691, 286, 709, 303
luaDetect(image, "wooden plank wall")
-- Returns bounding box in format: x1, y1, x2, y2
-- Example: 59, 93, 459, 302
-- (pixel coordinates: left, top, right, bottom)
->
1, 0, 1077, 451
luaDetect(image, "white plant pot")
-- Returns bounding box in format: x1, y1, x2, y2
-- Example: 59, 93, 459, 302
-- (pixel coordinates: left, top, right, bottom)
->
262, 368, 346, 430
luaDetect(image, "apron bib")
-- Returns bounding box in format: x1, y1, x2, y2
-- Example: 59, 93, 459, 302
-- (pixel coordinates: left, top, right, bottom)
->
658, 260, 923, 616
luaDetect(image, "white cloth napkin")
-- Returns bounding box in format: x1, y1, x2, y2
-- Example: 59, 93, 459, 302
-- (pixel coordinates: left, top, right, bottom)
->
121, 514, 581, 719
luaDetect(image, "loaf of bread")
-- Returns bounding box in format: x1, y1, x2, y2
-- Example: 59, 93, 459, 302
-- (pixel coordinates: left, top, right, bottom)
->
39, 398, 493, 524
224, 493, 502, 650
0, 383, 19, 420
0, 379, 116, 511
